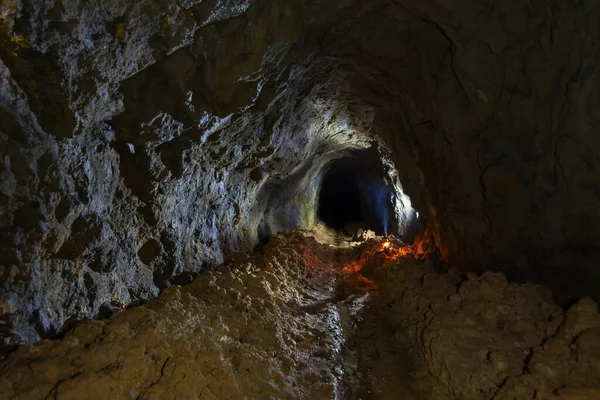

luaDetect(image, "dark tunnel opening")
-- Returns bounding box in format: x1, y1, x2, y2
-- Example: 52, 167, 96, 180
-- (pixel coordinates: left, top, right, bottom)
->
316, 150, 395, 236
318, 169, 365, 230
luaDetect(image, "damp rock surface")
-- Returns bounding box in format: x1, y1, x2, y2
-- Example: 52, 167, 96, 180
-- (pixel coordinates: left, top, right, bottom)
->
1, 232, 599, 400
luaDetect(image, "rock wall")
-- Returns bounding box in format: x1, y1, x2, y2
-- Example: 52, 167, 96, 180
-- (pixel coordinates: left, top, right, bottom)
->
314, 1, 600, 304
2, 0, 600, 348
0, 0, 381, 348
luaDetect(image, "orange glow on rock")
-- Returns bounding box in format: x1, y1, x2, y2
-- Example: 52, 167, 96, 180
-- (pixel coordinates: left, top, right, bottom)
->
373, 237, 414, 262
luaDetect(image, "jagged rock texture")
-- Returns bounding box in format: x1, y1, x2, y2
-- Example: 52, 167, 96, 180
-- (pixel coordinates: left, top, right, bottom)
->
1, 233, 599, 399
2, 0, 600, 349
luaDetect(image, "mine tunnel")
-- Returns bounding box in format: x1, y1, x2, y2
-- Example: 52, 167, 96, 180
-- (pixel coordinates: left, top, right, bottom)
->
1, 0, 600, 399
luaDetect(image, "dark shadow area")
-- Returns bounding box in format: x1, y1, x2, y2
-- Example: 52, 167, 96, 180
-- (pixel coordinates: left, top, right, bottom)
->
318, 170, 364, 230
317, 149, 396, 235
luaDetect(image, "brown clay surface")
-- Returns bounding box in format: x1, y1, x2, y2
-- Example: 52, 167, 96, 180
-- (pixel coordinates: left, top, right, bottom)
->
1, 231, 599, 399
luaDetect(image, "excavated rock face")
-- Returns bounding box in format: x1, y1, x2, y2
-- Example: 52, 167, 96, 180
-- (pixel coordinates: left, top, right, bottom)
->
1, 0, 600, 348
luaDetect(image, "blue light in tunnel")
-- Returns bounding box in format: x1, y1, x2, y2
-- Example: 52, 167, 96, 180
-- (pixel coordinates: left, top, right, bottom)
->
361, 180, 393, 236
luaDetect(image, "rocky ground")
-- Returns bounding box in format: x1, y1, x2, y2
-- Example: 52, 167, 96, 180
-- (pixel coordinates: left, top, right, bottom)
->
1, 231, 599, 399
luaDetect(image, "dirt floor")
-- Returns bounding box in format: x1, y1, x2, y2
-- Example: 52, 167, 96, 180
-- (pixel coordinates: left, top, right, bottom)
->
1, 230, 600, 399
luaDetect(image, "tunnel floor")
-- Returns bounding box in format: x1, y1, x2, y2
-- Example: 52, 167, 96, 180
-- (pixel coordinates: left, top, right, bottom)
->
1, 231, 600, 399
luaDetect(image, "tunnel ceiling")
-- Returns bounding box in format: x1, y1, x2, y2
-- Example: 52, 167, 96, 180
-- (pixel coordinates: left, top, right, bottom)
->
1, 0, 600, 349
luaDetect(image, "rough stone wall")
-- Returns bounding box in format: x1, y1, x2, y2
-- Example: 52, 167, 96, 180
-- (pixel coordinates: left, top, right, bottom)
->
315, 1, 600, 303
0, 0, 384, 348
2, 0, 600, 348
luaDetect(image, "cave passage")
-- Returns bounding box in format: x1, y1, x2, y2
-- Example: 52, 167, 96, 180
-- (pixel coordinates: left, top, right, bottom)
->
4, 0, 600, 398
317, 151, 394, 236
318, 168, 364, 230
